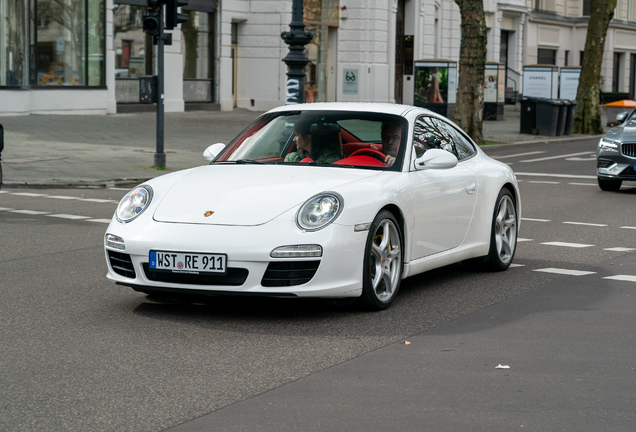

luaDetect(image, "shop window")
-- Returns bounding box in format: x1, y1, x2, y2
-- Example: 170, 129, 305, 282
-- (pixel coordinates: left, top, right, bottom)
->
113, 5, 150, 78
0, 0, 30, 86
181, 10, 215, 103
1, 0, 103, 88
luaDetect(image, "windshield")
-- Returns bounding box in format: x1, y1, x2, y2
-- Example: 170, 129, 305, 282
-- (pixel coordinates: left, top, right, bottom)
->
214, 111, 408, 170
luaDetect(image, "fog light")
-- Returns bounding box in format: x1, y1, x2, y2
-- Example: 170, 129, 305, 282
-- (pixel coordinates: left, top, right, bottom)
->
271, 245, 322, 258
105, 233, 125, 250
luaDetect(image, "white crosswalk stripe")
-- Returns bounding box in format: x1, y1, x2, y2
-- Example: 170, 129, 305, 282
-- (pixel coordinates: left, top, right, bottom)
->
563, 222, 607, 227
541, 241, 595, 248
603, 275, 636, 282
10, 210, 51, 215
533, 268, 597, 276
47, 214, 91, 220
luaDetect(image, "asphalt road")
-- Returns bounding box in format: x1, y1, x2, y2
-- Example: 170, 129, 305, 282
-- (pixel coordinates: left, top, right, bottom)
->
1, 137, 635, 431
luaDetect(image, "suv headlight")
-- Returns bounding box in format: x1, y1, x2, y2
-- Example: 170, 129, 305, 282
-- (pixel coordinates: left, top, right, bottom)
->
598, 138, 619, 151
296, 193, 343, 231
116, 186, 153, 223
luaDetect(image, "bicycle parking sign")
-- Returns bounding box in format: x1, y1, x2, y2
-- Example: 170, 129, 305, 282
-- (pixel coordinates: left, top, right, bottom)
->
343, 69, 358, 94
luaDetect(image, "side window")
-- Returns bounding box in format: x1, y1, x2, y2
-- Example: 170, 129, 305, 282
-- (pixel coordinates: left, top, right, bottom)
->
412, 116, 459, 158
412, 116, 441, 157
448, 127, 477, 160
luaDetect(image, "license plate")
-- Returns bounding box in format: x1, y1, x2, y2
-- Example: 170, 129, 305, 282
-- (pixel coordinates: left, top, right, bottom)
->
149, 251, 227, 275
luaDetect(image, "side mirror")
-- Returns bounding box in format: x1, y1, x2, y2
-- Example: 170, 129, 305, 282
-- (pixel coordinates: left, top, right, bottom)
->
414, 148, 458, 171
616, 112, 629, 123
203, 143, 226, 162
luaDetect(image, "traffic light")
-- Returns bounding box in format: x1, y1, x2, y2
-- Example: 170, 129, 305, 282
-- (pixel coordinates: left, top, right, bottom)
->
143, 8, 160, 35
165, 0, 189, 30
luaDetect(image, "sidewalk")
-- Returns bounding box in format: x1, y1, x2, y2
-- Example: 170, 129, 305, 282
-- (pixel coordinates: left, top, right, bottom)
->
0, 105, 606, 188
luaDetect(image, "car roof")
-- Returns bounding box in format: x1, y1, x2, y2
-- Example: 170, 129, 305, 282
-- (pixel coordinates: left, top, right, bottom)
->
266, 102, 422, 117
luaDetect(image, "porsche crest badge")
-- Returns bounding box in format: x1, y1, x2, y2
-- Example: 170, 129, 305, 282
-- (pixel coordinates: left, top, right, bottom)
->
204, 211, 214, 217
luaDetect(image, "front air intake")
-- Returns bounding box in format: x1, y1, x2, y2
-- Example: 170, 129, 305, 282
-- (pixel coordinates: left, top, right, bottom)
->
261, 261, 320, 287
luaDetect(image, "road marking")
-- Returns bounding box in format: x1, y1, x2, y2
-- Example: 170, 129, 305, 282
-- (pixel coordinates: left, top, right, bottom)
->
518, 238, 533, 242
566, 156, 596, 161
514, 172, 596, 180
87, 219, 112, 224
603, 275, 636, 282
10, 210, 51, 215
82, 198, 118, 203
529, 180, 560, 184
491, 151, 546, 159
541, 241, 595, 248
11, 192, 46, 197
569, 183, 596, 186
534, 268, 597, 276
563, 221, 608, 227
604, 247, 636, 252
521, 218, 551, 222
47, 214, 91, 220
520, 151, 594, 163
6, 191, 119, 203
509, 264, 525, 268
0, 207, 15, 211
620, 226, 636, 230
46, 195, 78, 200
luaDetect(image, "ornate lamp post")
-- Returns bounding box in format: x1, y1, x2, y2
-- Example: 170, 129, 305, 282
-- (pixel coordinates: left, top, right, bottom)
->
281, 0, 313, 104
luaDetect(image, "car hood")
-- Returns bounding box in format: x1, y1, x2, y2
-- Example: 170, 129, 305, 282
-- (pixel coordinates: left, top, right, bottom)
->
606, 120, 636, 141
152, 164, 381, 226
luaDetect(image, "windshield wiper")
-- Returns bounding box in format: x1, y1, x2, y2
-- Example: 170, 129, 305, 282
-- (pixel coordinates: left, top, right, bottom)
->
235, 159, 266, 164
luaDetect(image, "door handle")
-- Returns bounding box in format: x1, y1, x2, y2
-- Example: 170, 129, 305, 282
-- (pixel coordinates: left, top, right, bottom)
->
466, 181, 476, 194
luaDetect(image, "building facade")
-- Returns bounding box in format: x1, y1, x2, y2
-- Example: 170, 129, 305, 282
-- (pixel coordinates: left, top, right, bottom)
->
2, 0, 636, 115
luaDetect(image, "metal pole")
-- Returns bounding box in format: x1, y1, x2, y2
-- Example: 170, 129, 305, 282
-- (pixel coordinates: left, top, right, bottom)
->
154, 4, 166, 169
281, 0, 312, 105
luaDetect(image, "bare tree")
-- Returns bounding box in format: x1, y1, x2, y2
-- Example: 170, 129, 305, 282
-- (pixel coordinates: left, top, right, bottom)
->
573, 0, 618, 134
451, 0, 487, 144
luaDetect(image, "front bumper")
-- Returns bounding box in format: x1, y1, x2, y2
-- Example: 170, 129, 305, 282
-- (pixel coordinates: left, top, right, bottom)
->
597, 145, 636, 181
104, 217, 367, 298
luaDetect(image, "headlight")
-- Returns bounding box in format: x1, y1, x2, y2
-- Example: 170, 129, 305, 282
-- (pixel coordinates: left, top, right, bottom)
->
116, 186, 153, 223
599, 138, 619, 151
296, 193, 343, 231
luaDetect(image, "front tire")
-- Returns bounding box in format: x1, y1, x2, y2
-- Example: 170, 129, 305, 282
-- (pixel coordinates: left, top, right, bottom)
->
598, 177, 622, 191
357, 210, 403, 311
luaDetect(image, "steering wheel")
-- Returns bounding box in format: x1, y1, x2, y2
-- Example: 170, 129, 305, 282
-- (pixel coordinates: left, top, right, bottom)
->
349, 148, 387, 163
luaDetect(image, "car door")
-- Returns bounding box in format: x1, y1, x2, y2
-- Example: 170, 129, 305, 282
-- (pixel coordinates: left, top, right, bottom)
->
409, 115, 478, 259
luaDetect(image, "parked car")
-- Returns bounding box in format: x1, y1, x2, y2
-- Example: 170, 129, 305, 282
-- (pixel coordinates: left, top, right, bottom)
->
597, 108, 636, 191
104, 103, 521, 310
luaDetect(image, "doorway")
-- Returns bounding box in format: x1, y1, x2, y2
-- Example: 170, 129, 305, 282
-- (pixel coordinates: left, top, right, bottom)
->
394, 0, 405, 104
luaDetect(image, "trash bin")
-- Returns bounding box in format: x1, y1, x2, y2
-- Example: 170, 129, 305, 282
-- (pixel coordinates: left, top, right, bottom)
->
556, 100, 569, 136
520, 97, 538, 134
564, 101, 577, 135
536, 99, 562, 136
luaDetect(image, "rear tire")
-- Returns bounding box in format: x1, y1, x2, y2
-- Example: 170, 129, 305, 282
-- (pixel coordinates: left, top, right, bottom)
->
598, 177, 622, 191
463, 188, 517, 272
357, 210, 403, 311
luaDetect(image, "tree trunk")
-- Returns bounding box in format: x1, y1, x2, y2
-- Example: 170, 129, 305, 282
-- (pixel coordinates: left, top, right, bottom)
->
452, 0, 487, 144
573, 0, 617, 134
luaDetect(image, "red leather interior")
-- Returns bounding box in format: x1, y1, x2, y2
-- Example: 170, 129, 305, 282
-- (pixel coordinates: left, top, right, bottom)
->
333, 155, 386, 167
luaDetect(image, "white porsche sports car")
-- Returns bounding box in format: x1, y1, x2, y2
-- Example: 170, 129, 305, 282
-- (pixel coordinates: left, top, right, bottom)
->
105, 103, 520, 310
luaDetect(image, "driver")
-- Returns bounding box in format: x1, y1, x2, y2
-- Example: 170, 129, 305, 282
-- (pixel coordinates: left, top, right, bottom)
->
284, 117, 340, 163
380, 120, 402, 167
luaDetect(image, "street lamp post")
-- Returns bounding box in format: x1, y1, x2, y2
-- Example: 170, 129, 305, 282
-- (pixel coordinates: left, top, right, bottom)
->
281, 0, 312, 105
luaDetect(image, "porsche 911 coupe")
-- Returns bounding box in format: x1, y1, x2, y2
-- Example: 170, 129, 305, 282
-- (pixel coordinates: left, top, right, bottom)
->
104, 103, 520, 310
